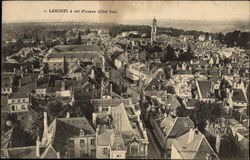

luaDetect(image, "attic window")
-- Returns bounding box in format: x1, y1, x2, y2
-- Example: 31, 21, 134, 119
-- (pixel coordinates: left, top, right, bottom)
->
152, 85, 156, 90
80, 129, 85, 136
116, 144, 121, 150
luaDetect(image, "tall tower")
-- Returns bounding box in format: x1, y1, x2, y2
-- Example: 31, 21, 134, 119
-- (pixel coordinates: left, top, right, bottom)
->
151, 17, 157, 44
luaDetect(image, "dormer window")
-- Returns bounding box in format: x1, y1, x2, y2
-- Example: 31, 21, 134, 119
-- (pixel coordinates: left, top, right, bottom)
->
80, 129, 85, 136
116, 144, 121, 150
152, 85, 156, 90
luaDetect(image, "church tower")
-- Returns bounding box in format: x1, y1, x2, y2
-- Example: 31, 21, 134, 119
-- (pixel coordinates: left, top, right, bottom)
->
151, 17, 157, 44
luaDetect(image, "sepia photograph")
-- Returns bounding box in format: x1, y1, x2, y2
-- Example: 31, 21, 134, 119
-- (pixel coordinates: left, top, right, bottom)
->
1, 1, 249, 159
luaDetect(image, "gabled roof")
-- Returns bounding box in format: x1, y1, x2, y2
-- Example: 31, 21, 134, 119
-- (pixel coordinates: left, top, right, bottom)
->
232, 88, 247, 103
196, 80, 215, 99
91, 98, 132, 108
172, 129, 219, 160
1, 128, 13, 149
4, 146, 46, 159
155, 116, 194, 138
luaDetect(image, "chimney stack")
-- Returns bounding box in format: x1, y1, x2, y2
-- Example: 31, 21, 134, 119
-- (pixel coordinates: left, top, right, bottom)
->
90, 69, 95, 79
19, 79, 22, 88
56, 152, 60, 158
188, 128, 195, 143
43, 112, 48, 137
61, 81, 65, 91
110, 83, 113, 93
36, 135, 40, 157
66, 112, 70, 118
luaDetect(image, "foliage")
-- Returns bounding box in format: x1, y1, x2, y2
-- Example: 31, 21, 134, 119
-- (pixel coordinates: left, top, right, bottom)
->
176, 101, 222, 133
26, 111, 44, 141
166, 86, 176, 94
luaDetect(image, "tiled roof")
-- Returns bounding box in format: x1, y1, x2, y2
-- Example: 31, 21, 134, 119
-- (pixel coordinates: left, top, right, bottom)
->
6, 146, 46, 158
185, 99, 199, 108
1, 128, 13, 149
172, 129, 219, 160
56, 117, 96, 136
51, 44, 101, 53
46, 45, 102, 59
97, 130, 113, 146
91, 98, 132, 108
9, 92, 29, 99
111, 134, 126, 151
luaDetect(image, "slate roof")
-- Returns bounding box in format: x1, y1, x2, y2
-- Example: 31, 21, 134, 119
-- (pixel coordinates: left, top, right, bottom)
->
43, 117, 95, 157
155, 116, 194, 138
1, 96, 9, 112
46, 45, 102, 59
1, 74, 14, 88
197, 81, 215, 99
232, 88, 247, 103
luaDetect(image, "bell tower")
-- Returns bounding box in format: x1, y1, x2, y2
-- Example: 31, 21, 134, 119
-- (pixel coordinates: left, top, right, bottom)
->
151, 17, 157, 44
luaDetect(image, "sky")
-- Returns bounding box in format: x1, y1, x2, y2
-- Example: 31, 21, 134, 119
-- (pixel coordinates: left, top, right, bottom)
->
2, 1, 250, 24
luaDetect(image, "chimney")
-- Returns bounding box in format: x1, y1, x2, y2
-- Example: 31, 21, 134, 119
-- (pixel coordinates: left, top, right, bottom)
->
66, 112, 70, 118
19, 79, 22, 88
61, 81, 65, 91
13, 67, 16, 73
169, 68, 173, 77
182, 63, 186, 70
215, 134, 221, 154
43, 112, 48, 136
90, 69, 95, 79
10, 76, 13, 84
36, 135, 40, 157
56, 152, 60, 158
211, 82, 214, 92
188, 128, 195, 143
110, 83, 113, 93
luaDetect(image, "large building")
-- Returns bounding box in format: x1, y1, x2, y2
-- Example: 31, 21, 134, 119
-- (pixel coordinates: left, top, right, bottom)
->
91, 98, 149, 159
43, 45, 105, 74
41, 113, 96, 158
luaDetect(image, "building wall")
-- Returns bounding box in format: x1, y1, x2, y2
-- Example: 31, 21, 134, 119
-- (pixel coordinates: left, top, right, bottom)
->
69, 135, 96, 158
96, 145, 110, 159
35, 88, 47, 96
8, 97, 29, 112
115, 59, 122, 70
110, 150, 126, 159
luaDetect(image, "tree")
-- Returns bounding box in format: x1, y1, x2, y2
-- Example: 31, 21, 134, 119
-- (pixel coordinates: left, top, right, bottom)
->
176, 101, 222, 133
25, 111, 44, 141
84, 28, 91, 35
167, 86, 175, 94
46, 100, 69, 119
164, 44, 176, 61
